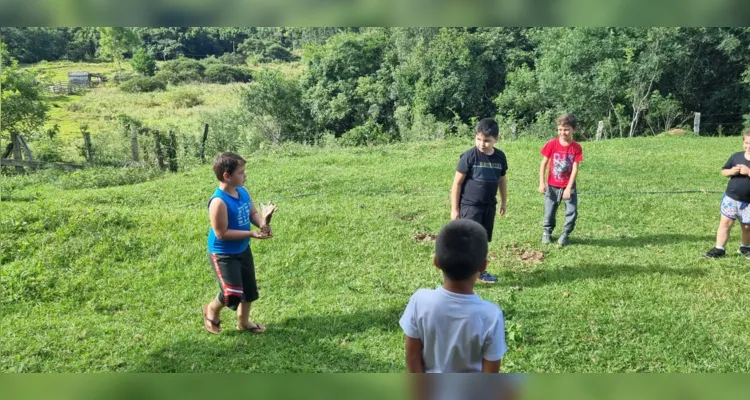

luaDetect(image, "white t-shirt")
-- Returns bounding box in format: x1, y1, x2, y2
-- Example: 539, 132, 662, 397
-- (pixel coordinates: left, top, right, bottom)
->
399, 286, 507, 373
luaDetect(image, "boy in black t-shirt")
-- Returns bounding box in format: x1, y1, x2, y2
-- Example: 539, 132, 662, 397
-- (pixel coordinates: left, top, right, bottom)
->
704, 130, 750, 259
450, 118, 508, 283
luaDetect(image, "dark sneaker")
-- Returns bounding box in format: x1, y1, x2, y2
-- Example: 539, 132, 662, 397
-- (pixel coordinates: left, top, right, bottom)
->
738, 247, 750, 259
558, 235, 569, 247
542, 234, 552, 244
702, 247, 725, 258
478, 271, 497, 283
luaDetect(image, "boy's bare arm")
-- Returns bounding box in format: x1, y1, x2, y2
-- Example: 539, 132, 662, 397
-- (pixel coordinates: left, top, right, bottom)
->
538, 157, 549, 193
249, 201, 264, 228
498, 176, 507, 214
451, 171, 466, 220
405, 335, 425, 373
565, 162, 580, 191
482, 358, 501, 373
209, 199, 265, 240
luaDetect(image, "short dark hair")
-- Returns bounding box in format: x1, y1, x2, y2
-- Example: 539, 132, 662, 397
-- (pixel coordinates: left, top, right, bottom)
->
434, 219, 488, 281
213, 152, 246, 182
475, 118, 499, 138
556, 113, 577, 129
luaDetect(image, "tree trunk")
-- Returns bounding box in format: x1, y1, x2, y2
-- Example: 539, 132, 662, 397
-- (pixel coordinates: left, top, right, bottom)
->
629, 108, 642, 138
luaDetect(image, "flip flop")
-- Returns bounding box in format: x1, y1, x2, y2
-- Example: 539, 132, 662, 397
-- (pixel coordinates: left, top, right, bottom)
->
202, 305, 221, 334
237, 322, 265, 334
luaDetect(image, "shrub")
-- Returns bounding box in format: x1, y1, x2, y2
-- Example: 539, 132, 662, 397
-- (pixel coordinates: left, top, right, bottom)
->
119, 77, 166, 93
204, 64, 252, 84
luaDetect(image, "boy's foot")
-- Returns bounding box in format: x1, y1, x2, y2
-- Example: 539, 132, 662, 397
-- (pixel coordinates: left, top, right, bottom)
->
738, 247, 750, 259
542, 234, 551, 244
702, 247, 726, 258
202, 305, 221, 334
478, 271, 497, 283
237, 322, 266, 334
558, 235, 569, 247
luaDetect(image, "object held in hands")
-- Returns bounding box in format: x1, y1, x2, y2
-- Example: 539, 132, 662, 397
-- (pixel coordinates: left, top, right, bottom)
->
259, 202, 276, 235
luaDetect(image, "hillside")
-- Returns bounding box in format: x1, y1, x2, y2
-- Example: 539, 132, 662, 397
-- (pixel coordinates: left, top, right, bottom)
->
2, 136, 749, 372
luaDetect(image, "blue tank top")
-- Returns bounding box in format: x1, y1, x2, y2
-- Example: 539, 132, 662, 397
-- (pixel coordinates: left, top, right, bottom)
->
207, 186, 251, 254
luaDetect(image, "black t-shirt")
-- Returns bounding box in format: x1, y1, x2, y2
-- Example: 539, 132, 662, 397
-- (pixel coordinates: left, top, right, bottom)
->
724, 152, 750, 202
456, 147, 508, 206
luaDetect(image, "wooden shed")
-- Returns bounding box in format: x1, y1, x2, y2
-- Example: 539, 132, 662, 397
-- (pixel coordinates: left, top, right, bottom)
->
67, 72, 106, 87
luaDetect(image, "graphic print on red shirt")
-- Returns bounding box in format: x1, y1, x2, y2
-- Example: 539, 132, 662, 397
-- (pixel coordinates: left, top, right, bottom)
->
540, 138, 583, 188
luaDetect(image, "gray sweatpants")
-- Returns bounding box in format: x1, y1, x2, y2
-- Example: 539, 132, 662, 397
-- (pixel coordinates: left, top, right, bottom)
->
543, 184, 578, 236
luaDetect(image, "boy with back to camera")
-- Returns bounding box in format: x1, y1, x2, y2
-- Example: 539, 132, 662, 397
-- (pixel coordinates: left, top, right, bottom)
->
451, 117, 508, 283
399, 219, 508, 374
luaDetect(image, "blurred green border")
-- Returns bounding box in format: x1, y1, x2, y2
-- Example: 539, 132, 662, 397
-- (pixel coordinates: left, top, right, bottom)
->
2, 374, 750, 400
0, 0, 748, 27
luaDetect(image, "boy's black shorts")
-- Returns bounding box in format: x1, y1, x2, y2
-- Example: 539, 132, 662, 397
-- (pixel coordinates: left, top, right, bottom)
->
460, 203, 496, 242
208, 247, 258, 310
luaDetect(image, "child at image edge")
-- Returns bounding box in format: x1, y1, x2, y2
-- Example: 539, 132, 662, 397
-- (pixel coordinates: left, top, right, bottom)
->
703, 130, 750, 259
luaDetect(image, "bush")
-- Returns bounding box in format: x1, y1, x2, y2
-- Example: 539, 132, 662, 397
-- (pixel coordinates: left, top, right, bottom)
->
169, 89, 203, 108
156, 58, 205, 84
241, 69, 316, 144
199, 55, 222, 67
34, 136, 65, 163
131, 48, 157, 76
204, 64, 252, 84
119, 77, 166, 93
341, 120, 390, 146
219, 52, 247, 66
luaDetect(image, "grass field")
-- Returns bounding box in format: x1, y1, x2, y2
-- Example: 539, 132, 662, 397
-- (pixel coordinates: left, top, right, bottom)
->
18, 60, 303, 163
2, 135, 750, 373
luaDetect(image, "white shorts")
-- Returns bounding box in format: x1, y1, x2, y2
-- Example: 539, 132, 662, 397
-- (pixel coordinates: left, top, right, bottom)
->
720, 194, 750, 224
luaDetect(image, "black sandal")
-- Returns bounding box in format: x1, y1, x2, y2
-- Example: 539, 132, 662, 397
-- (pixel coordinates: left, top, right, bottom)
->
202, 305, 221, 334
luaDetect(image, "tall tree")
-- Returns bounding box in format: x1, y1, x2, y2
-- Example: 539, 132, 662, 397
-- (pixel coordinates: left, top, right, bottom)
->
97, 27, 140, 71
1, 42, 49, 140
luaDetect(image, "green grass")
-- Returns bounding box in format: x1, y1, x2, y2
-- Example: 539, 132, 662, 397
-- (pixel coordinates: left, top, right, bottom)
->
20, 60, 303, 163
2, 136, 750, 372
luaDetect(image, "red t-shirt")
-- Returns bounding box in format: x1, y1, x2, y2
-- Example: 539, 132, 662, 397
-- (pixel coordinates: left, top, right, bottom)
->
540, 139, 583, 188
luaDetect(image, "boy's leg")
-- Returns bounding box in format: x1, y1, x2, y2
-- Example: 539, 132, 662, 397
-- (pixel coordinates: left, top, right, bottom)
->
206, 252, 245, 324
543, 186, 560, 241
237, 247, 264, 332
559, 187, 578, 246
740, 224, 750, 259
715, 215, 734, 248
478, 205, 497, 283
704, 195, 736, 258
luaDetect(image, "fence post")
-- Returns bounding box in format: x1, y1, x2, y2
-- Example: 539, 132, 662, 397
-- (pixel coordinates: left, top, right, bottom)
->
130, 124, 140, 162
693, 112, 700, 136
153, 130, 165, 171
200, 123, 209, 164
168, 130, 178, 172
511, 123, 517, 141
82, 129, 93, 163
17, 134, 34, 161
596, 120, 604, 141
10, 131, 24, 173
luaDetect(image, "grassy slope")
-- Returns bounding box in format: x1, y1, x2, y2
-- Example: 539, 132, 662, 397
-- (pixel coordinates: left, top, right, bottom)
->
19, 60, 303, 162
2, 135, 749, 373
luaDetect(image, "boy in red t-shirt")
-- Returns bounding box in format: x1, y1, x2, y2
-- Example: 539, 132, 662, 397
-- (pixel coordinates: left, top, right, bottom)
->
538, 114, 583, 246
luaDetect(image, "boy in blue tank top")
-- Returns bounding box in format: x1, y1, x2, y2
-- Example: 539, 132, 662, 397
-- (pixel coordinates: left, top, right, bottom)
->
202, 152, 272, 334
